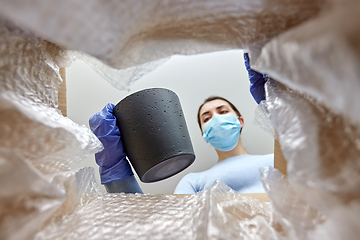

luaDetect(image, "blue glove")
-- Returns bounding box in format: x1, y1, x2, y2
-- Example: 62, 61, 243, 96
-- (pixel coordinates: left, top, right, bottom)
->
89, 103, 134, 184
244, 53, 267, 104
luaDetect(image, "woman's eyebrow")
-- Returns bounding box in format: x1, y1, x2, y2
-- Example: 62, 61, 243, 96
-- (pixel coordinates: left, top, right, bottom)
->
201, 111, 210, 117
201, 105, 227, 118
216, 105, 226, 110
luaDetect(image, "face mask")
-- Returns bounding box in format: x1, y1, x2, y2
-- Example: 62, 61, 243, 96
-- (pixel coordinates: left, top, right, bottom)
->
202, 113, 242, 151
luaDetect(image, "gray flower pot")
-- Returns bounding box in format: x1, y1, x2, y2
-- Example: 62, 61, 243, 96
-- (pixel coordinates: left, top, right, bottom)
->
113, 88, 195, 183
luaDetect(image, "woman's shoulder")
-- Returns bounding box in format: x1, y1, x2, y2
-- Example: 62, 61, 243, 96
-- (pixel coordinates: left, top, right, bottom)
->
179, 166, 218, 184
223, 153, 274, 167
225, 153, 273, 161
243, 153, 274, 159
246, 153, 274, 166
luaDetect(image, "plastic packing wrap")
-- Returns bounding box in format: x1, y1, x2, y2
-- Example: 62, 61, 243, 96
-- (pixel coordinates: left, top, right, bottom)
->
270, 80, 360, 205
253, 100, 278, 140
260, 167, 326, 240
0, 147, 101, 240
257, 80, 360, 239
0, 20, 103, 174
0, 19, 103, 239
34, 180, 272, 240
251, 0, 360, 127
249, 2, 360, 237
71, 51, 170, 91
0, 148, 65, 240
0, 0, 326, 89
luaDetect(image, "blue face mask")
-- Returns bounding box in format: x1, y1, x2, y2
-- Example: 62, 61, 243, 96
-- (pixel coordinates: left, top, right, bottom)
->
202, 113, 242, 152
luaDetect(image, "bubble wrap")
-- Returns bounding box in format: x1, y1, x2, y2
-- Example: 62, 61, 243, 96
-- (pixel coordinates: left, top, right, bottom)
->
268, 80, 360, 205
72, 51, 170, 90
0, 20, 103, 174
256, 80, 360, 239
253, 100, 278, 140
35, 180, 272, 240
252, 0, 360, 126
0, 147, 101, 240
0, 0, 325, 89
0, 148, 65, 240
261, 167, 326, 240
1, 0, 359, 239
249, 3, 360, 237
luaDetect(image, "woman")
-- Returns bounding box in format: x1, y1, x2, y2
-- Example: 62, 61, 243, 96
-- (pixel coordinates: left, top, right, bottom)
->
173, 96, 273, 194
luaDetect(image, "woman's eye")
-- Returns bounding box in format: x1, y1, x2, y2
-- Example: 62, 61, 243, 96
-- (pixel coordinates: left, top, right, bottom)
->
204, 117, 210, 122
220, 110, 228, 114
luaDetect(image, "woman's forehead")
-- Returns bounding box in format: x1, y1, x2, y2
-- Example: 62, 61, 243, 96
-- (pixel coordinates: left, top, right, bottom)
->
200, 99, 231, 115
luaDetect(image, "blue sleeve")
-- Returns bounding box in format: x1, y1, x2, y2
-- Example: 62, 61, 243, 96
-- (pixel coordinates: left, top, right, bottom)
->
244, 53, 266, 104
174, 174, 197, 194
104, 175, 143, 194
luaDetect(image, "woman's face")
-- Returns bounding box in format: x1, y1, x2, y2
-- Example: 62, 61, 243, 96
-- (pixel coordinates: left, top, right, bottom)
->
199, 99, 241, 131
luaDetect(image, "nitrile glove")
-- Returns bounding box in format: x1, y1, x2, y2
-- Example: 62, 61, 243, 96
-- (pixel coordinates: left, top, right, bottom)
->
244, 53, 267, 104
89, 103, 134, 184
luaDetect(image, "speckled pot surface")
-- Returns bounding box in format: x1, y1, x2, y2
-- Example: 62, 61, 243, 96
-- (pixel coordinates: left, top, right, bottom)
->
113, 88, 195, 183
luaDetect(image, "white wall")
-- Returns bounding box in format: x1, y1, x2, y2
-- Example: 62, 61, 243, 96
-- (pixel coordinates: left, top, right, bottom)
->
67, 50, 274, 194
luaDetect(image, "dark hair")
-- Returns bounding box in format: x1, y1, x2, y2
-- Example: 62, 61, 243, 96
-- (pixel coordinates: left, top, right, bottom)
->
197, 96, 242, 131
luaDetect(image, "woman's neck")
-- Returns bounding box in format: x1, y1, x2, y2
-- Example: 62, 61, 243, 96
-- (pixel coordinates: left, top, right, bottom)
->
216, 139, 248, 162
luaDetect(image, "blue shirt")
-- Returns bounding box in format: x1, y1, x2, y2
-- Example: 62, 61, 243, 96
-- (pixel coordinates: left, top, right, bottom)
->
174, 154, 274, 194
